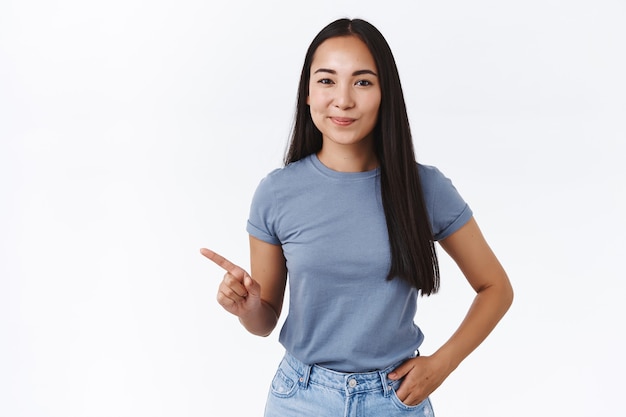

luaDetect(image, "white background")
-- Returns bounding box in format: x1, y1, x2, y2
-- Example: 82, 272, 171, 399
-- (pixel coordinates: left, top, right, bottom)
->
1, 1, 625, 416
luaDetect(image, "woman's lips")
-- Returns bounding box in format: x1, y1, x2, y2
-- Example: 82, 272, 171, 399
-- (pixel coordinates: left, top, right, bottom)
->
330, 117, 356, 126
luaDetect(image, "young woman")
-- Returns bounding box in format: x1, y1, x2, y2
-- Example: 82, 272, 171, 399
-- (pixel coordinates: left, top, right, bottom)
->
201, 18, 513, 416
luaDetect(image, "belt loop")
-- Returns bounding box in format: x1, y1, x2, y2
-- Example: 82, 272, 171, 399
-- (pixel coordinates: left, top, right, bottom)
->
379, 370, 391, 397
298, 363, 312, 389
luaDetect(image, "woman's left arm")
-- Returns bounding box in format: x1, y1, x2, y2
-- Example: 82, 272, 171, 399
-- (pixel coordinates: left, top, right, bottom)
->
390, 216, 514, 405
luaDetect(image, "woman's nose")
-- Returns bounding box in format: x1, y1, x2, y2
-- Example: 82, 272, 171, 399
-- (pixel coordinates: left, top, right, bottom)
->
333, 85, 355, 109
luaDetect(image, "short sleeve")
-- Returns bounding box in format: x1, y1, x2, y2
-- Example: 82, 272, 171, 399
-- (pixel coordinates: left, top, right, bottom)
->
246, 173, 281, 245
419, 164, 473, 241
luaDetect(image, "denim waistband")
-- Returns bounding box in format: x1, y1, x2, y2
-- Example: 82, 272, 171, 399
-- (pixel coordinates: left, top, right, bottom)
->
282, 351, 413, 396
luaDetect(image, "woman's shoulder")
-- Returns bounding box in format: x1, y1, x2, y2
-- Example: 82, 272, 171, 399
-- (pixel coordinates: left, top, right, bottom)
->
255, 156, 313, 190
416, 162, 465, 204
417, 163, 448, 187
417, 162, 472, 239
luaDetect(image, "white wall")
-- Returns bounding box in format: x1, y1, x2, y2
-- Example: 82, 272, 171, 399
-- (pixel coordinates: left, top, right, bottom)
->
1, 1, 624, 416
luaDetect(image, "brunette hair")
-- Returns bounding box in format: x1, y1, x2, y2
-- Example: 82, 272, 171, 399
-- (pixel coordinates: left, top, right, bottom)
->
285, 18, 439, 295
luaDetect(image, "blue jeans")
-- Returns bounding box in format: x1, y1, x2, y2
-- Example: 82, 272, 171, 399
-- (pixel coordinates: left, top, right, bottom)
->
264, 351, 434, 417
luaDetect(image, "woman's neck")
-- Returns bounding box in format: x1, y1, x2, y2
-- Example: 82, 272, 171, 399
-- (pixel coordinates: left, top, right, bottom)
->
316, 140, 378, 173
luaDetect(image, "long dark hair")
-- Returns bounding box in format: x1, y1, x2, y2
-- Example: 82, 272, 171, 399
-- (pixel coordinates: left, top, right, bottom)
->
284, 18, 439, 295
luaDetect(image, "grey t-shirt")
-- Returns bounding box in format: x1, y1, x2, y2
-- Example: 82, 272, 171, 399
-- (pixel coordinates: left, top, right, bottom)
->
247, 154, 472, 372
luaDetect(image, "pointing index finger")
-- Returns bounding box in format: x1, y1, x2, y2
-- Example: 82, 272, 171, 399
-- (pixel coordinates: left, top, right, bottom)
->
200, 248, 248, 278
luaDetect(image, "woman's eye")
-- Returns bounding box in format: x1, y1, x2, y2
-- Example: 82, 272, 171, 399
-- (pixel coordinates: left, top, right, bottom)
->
356, 80, 372, 87
318, 78, 334, 85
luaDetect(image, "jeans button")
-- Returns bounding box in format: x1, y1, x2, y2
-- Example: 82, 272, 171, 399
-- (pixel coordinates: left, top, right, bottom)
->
348, 378, 357, 388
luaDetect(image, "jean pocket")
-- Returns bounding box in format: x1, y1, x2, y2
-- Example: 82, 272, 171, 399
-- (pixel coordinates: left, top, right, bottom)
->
390, 393, 434, 415
269, 360, 300, 398
388, 380, 434, 414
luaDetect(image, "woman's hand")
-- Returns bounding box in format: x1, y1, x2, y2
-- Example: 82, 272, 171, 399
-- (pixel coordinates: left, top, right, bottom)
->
200, 248, 262, 319
388, 355, 452, 406
201, 238, 287, 337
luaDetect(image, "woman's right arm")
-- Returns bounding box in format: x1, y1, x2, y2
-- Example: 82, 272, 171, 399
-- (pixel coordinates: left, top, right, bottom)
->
242, 235, 287, 336
200, 236, 287, 337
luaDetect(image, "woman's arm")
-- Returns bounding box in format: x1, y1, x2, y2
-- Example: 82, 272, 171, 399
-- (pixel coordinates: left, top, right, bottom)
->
432, 216, 513, 370
390, 216, 513, 405
242, 235, 288, 336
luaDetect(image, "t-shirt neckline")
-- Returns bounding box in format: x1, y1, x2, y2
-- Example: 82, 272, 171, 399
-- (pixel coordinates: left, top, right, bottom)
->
309, 153, 380, 180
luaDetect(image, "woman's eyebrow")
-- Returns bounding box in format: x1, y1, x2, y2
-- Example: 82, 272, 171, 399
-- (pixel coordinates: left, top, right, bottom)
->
352, 69, 378, 77
313, 68, 378, 77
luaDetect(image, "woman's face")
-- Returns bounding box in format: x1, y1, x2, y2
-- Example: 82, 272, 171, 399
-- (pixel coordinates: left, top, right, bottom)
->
307, 36, 381, 152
